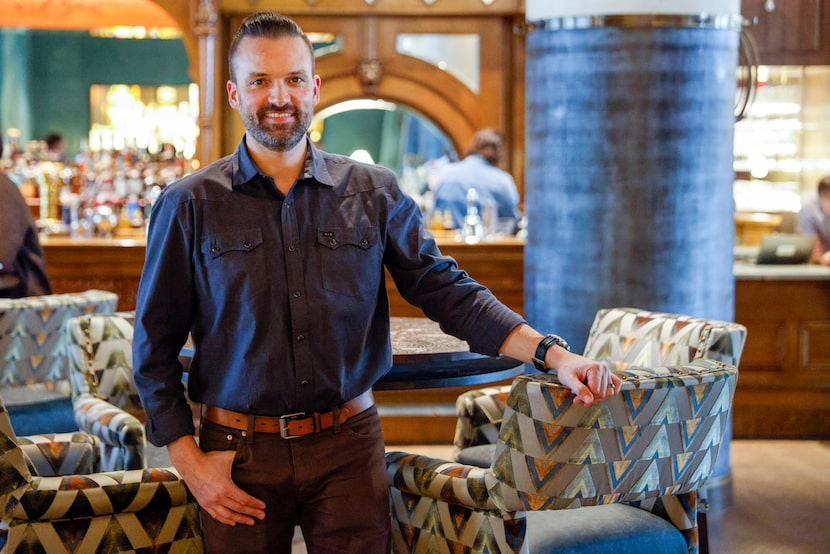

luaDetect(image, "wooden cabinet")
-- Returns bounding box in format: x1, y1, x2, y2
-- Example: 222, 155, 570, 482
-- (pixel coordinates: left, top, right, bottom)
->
733, 276, 830, 439
742, 0, 830, 65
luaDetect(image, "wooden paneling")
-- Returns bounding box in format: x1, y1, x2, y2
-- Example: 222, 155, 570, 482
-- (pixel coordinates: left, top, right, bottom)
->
742, 0, 830, 65
734, 278, 830, 438
41, 237, 147, 312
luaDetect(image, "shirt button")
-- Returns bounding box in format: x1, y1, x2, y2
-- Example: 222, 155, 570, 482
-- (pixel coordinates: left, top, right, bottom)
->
243, 241, 252, 249
292, 290, 302, 298
329, 238, 337, 247
296, 334, 305, 342
210, 246, 219, 254
288, 245, 297, 252
360, 239, 369, 246
300, 379, 310, 386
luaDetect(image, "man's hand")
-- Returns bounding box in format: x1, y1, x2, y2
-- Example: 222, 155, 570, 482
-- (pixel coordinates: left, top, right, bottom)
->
500, 323, 620, 407
549, 347, 620, 406
820, 250, 830, 266
167, 436, 266, 526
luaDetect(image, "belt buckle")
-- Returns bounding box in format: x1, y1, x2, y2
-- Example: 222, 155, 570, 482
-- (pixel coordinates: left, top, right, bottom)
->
278, 412, 307, 439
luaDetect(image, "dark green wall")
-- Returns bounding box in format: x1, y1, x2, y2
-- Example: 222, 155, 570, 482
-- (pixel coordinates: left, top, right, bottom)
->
1, 29, 191, 158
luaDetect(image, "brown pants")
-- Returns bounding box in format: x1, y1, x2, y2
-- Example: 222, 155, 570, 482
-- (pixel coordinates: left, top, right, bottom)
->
199, 406, 391, 554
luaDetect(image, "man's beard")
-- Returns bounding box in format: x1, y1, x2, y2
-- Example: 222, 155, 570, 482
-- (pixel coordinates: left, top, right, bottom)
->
244, 103, 311, 151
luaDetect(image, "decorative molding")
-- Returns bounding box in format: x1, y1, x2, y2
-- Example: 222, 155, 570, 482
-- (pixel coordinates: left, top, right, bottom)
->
194, 0, 218, 36
357, 59, 383, 92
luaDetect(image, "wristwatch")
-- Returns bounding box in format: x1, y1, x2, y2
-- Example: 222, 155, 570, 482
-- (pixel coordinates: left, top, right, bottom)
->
533, 334, 570, 372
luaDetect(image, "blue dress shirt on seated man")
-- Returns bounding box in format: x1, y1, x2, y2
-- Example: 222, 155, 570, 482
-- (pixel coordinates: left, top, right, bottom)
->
433, 128, 521, 232
132, 12, 618, 554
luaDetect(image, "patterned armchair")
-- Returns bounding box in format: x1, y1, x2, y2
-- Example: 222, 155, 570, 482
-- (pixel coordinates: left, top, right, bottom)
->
66, 312, 149, 471
387, 308, 746, 554
0, 290, 118, 436
0, 393, 202, 553
453, 307, 747, 464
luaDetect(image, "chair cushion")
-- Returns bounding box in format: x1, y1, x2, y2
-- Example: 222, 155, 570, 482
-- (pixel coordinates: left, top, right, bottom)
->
6, 394, 76, 436
527, 504, 687, 554
456, 444, 497, 468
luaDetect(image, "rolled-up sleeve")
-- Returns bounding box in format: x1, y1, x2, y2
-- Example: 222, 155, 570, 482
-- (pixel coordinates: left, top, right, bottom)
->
382, 187, 525, 357
133, 188, 197, 446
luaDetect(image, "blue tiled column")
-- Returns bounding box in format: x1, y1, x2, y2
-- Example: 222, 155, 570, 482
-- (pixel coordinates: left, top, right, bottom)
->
524, 3, 741, 508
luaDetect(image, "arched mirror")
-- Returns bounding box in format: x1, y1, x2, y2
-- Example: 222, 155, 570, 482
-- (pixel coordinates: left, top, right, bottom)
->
310, 99, 457, 202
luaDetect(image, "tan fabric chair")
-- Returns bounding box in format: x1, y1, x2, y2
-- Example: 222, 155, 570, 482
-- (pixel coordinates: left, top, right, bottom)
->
387, 307, 746, 554
0, 290, 118, 435
0, 392, 202, 553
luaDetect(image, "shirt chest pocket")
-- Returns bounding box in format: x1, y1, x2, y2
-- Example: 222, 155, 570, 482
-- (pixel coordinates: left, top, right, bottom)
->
317, 226, 381, 297
201, 228, 267, 300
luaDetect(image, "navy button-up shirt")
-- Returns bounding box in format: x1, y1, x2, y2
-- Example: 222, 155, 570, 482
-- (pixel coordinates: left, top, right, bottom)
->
133, 137, 525, 446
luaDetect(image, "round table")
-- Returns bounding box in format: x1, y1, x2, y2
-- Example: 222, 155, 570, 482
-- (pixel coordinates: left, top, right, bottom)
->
179, 317, 525, 390
376, 317, 524, 390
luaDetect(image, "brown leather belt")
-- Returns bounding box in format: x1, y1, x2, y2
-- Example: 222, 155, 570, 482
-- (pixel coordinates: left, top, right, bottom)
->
202, 390, 374, 439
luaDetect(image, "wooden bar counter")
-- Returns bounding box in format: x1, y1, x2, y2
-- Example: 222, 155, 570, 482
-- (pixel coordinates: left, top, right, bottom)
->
41, 236, 830, 440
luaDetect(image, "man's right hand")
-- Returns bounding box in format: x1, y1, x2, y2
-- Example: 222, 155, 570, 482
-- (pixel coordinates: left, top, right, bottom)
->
167, 435, 266, 526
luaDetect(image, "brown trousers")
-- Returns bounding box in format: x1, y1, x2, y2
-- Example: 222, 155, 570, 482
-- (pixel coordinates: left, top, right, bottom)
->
199, 406, 391, 553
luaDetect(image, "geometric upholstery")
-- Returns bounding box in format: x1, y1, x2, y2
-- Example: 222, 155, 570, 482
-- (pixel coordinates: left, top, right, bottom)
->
16, 432, 102, 477
0, 290, 118, 435
0, 393, 202, 553
66, 312, 147, 471
390, 308, 746, 554
454, 307, 747, 457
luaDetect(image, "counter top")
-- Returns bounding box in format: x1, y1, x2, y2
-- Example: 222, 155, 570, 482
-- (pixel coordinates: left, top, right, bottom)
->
734, 261, 830, 280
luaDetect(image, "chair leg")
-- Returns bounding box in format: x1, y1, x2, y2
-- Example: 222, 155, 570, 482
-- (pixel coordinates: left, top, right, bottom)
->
697, 510, 709, 554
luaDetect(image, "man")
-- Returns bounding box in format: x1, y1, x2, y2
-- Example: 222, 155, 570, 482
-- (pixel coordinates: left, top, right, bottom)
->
798, 176, 830, 265
0, 136, 52, 298
433, 128, 521, 232
133, 12, 619, 553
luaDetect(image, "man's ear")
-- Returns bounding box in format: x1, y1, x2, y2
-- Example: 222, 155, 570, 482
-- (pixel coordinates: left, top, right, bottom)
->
227, 80, 239, 109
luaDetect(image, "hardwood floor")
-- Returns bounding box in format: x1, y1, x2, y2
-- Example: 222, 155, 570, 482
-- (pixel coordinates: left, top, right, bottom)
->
292, 440, 830, 553
707, 440, 830, 554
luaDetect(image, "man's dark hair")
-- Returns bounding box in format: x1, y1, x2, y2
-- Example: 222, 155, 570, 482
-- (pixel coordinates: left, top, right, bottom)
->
228, 12, 314, 83
44, 133, 63, 151
819, 176, 830, 197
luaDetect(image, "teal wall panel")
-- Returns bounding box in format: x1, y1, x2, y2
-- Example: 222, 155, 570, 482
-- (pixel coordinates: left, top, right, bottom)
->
1, 30, 191, 158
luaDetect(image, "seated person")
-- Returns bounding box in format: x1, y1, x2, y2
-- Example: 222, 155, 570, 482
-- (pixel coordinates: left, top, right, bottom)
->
1, 137, 52, 298
798, 176, 830, 266
433, 129, 521, 232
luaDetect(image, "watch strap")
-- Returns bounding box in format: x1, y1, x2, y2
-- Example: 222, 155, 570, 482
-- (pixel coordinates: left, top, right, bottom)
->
533, 334, 570, 372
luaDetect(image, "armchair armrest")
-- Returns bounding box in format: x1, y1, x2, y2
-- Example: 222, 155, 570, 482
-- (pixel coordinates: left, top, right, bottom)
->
452, 385, 511, 457
74, 394, 145, 471
17, 432, 101, 476
4, 468, 191, 520
386, 451, 498, 511
386, 451, 527, 552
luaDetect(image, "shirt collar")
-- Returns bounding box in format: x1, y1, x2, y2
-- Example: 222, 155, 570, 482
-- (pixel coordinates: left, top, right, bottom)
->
231, 135, 337, 190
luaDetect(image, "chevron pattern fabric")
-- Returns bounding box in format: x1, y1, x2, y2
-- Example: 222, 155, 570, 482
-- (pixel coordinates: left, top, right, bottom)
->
452, 307, 747, 466
491, 359, 736, 512
67, 312, 147, 471
17, 432, 101, 477
0, 394, 203, 553
582, 307, 746, 367
0, 291, 118, 395
453, 386, 510, 455
390, 308, 746, 554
